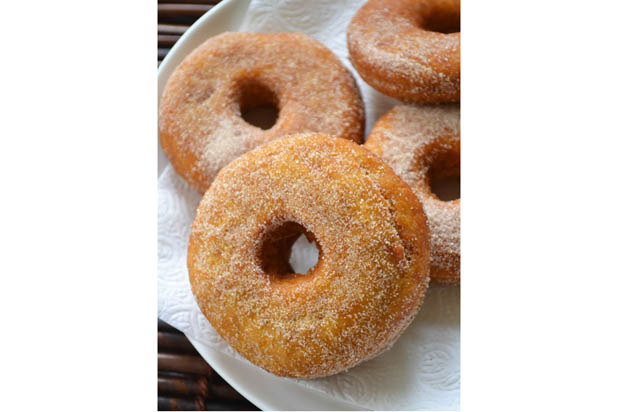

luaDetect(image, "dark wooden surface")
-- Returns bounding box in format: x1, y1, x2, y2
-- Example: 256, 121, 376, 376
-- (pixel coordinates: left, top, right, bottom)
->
158, 319, 259, 411
158, 0, 222, 66
158, 4, 260, 409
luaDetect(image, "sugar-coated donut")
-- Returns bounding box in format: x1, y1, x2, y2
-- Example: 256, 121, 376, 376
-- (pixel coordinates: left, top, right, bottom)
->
159, 32, 365, 193
365, 105, 460, 284
188, 134, 430, 378
347, 0, 460, 103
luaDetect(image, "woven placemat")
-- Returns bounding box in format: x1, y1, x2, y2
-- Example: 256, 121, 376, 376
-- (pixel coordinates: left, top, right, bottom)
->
158, 0, 221, 65
158, 319, 259, 411
158, 1, 259, 410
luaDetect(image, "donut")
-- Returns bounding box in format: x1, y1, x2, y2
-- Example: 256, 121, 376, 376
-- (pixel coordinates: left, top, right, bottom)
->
159, 32, 365, 193
188, 134, 430, 378
347, 0, 460, 103
365, 104, 459, 284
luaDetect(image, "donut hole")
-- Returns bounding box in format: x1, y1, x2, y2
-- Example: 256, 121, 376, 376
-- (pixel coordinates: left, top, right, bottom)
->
421, 5, 460, 34
430, 174, 460, 201
258, 221, 321, 281
289, 234, 320, 275
239, 80, 279, 130
428, 149, 460, 201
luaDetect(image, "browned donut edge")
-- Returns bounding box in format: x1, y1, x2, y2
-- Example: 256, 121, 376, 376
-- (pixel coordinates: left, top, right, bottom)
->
364, 106, 460, 285
187, 135, 431, 378
160, 32, 366, 194
347, 0, 460, 103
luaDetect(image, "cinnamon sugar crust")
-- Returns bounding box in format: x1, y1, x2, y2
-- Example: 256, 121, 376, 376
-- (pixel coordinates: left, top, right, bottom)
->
347, 0, 460, 103
365, 104, 460, 284
188, 134, 430, 378
160, 32, 365, 193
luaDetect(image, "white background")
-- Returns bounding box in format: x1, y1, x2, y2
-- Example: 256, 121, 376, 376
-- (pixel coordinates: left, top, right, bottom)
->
1, 0, 617, 411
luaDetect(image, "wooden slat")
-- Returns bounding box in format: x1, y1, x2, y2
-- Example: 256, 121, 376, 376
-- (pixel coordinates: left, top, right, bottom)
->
158, 374, 208, 398
158, 331, 199, 354
158, 24, 190, 35
159, 370, 225, 385
158, 48, 171, 60
159, 34, 181, 48
158, 396, 258, 411
158, 353, 214, 377
158, 4, 213, 18
158, 396, 205, 411
158, 373, 247, 401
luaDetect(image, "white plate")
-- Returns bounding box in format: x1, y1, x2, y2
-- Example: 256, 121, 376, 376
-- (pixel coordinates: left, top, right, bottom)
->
158, 1, 368, 409
187, 337, 368, 411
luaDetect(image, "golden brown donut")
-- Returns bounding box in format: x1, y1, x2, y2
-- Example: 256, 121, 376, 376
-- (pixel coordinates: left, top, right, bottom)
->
188, 134, 430, 378
347, 0, 460, 103
159, 32, 365, 193
365, 105, 460, 284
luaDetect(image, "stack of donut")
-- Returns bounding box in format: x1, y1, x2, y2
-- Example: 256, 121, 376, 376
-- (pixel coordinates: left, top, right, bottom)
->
159, 0, 460, 379
349, 0, 461, 285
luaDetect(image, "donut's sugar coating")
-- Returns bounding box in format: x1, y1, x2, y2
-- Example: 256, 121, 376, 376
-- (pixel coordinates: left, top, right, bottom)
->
159, 32, 365, 193
347, 0, 460, 103
365, 105, 460, 284
188, 134, 430, 378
